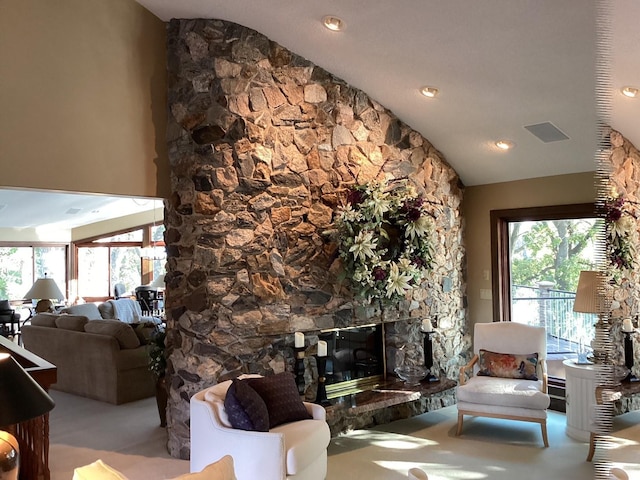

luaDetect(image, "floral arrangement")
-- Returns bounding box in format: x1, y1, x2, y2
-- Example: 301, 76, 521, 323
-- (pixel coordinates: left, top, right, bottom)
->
148, 327, 167, 378
604, 190, 638, 272
335, 178, 436, 303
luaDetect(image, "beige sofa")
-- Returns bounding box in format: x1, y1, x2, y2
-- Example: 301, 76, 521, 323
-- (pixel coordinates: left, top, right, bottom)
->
22, 313, 157, 404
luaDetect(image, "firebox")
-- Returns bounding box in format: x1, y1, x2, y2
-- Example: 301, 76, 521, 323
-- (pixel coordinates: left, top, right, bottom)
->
318, 324, 385, 399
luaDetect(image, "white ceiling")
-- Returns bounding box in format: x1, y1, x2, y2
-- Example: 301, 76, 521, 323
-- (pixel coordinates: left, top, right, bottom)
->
135, 0, 639, 188
0, 189, 162, 230
5, 1, 639, 230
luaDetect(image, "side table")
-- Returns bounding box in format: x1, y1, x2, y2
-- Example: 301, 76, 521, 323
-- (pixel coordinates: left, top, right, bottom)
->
563, 359, 598, 442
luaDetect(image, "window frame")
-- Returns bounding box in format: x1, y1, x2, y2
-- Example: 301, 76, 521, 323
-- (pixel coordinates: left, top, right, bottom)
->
0, 242, 70, 302
490, 203, 596, 323
73, 223, 165, 302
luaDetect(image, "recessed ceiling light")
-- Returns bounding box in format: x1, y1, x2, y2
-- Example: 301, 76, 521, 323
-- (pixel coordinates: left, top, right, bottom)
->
322, 15, 345, 32
621, 86, 639, 98
495, 140, 515, 151
420, 86, 439, 98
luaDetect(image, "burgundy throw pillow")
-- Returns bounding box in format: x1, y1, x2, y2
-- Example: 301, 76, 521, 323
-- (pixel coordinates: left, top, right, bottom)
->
247, 372, 311, 429
224, 379, 269, 432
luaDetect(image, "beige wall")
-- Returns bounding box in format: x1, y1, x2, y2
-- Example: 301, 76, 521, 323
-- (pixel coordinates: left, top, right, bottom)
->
463, 172, 596, 329
0, 0, 168, 198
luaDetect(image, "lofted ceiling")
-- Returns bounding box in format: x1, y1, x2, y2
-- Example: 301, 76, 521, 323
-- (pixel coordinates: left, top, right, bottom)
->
3, 1, 638, 231
135, 0, 639, 188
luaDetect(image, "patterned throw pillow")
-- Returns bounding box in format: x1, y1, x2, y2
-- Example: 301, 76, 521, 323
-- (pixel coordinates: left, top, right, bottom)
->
477, 349, 539, 381
224, 379, 269, 432
247, 372, 311, 429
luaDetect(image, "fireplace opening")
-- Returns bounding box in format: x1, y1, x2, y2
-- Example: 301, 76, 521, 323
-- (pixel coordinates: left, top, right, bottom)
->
318, 324, 385, 398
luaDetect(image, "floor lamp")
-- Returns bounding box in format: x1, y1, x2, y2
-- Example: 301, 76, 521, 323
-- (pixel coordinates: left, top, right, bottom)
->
0, 353, 55, 480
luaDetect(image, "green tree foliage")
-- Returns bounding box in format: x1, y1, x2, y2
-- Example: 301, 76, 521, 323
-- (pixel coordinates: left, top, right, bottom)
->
510, 219, 599, 291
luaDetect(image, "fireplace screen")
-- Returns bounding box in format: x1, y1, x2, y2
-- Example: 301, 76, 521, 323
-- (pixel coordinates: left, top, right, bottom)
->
319, 324, 384, 398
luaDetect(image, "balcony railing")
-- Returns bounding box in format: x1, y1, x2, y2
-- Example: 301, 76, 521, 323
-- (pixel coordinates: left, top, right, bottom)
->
512, 284, 595, 355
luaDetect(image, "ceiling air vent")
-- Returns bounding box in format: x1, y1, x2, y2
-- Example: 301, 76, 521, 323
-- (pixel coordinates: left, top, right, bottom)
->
524, 122, 570, 143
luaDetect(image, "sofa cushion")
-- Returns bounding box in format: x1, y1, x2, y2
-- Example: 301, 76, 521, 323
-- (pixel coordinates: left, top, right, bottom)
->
171, 455, 237, 480
61, 303, 103, 321
224, 379, 269, 432
477, 349, 539, 380
30, 313, 58, 328
457, 376, 550, 410
72, 459, 128, 480
98, 301, 115, 319
247, 372, 311, 428
84, 320, 141, 349
55, 315, 89, 331
130, 322, 160, 345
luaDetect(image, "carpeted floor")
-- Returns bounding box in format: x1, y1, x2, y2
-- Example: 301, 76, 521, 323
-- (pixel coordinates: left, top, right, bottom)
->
48, 390, 639, 480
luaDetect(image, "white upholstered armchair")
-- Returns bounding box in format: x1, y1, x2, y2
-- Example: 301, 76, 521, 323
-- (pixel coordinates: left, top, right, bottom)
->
190, 375, 330, 480
456, 322, 551, 447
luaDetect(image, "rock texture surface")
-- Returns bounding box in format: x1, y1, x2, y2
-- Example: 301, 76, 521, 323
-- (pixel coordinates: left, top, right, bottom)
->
165, 19, 467, 458
607, 129, 640, 381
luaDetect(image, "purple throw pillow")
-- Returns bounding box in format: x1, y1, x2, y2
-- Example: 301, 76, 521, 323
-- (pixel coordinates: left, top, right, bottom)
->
224, 379, 269, 432
247, 372, 311, 429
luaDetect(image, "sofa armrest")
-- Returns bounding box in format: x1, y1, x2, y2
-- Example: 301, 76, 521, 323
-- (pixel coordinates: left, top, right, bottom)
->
540, 358, 548, 393
459, 354, 478, 385
304, 401, 326, 421
190, 391, 287, 479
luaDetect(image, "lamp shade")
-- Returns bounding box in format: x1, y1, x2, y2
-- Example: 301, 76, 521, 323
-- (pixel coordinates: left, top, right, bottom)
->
23, 277, 64, 302
0, 353, 55, 427
573, 270, 607, 314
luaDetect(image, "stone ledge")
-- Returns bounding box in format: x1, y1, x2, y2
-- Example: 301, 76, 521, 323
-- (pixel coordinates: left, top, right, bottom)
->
325, 377, 457, 436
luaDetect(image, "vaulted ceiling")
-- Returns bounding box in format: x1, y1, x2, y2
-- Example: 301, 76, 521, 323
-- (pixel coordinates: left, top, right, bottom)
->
3, 1, 638, 230
136, 0, 639, 187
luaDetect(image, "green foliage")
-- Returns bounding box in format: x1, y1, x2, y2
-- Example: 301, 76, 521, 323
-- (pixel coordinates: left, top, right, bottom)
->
510, 219, 599, 291
147, 327, 166, 378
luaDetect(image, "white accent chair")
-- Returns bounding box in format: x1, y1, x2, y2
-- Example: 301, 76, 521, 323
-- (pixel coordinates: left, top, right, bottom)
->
456, 322, 551, 447
190, 378, 331, 480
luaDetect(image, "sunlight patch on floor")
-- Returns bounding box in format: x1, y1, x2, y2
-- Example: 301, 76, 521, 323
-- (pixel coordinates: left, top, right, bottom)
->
340, 429, 439, 449
373, 460, 489, 479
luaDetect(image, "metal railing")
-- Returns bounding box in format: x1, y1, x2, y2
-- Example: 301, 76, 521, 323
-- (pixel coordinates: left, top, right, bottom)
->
512, 284, 595, 355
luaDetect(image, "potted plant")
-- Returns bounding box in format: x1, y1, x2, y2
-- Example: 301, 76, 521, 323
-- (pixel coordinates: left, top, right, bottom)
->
148, 327, 167, 427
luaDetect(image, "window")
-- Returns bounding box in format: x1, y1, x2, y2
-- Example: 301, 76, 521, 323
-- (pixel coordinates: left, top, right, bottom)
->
0, 245, 67, 301
75, 224, 165, 300
491, 204, 599, 378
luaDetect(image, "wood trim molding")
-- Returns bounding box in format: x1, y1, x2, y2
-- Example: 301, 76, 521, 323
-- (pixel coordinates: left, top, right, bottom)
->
490, 203, 596, 323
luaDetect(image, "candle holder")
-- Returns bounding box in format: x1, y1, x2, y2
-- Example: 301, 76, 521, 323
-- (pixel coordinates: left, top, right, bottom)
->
294, 346, 306, 395
422, 330, 439, 383
623, 331, 638, 383
314, 355, 331, 406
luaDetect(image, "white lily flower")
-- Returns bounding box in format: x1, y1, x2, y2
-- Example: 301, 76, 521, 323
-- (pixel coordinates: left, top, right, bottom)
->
405, 215, 433, 239
349, 230, 378, 262
385, 263, 412, 298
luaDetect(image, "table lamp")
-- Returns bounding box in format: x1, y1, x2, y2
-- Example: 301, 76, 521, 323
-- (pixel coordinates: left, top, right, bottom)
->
0, 353, 55, 480
23, 274, 65, 313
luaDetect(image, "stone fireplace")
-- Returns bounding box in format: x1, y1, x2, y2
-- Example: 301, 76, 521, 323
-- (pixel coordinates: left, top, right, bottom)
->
164, 18, 468, 459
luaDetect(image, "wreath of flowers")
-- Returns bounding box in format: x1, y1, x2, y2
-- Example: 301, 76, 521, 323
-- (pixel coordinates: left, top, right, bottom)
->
335, 178, 436, 303
604, 189, 638, 272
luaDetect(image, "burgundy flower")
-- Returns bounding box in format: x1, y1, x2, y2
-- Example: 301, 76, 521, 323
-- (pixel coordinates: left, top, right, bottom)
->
411, 256, 425, 268
606, 207, 622, 222
347, 188, 365, 206
406, 208, 422, 222
372, 266, 387, 281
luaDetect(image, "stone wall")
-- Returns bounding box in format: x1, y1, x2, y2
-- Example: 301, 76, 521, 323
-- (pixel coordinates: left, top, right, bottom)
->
607, 129, 640, 382
165, 19, 467, 458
